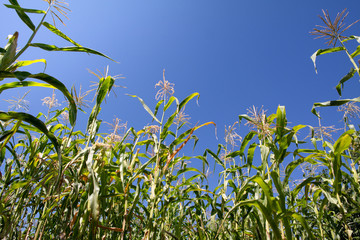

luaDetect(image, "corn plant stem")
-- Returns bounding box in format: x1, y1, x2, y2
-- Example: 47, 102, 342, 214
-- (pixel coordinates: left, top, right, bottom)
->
34, 195, 49, 239
312, 199, 325, 240
147, 96, 167, 239
336, 192, 353, 240
13, 6, 51, 63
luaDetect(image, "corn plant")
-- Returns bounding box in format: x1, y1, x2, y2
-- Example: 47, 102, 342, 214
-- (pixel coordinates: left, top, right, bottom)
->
1, 3, 360, 240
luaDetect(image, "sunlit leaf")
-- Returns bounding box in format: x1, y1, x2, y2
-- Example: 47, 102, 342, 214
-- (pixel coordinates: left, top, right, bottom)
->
4, 4, 46, 14
30, 43, 116, 62
311, 47, 345, 73
42, 22, 82, 47
8, 0, 35, 30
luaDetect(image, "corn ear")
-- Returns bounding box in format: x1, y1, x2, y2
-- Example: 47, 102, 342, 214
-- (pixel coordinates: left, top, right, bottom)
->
0, 32, 19, 71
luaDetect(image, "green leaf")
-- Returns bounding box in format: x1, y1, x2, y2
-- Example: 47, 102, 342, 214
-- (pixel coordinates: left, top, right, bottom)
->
8, 0, 35, 31
246, 142, 257, 171
0, 71, 31, 81
239, 131, 257, 156
161, 112, 176, 139
284, 155, 318, 186
4, 4, 46, 14
163, 95, 178, 112
250, 176, 274, 207
271, 171, 292, 239
0, 81, 54, 93
0, 111, 59, 152
0, 121, 21, 151
87, 76, 115, 139
351, 45, 360, 58
275, 105, 286, 138
30, 43, 116, 62
128, 94, 161, 124
312, 97, 360, 118
290, 213, 316, 239
311, 47, 345, 73
335, 68, 356, 96
7, 59, 47, 72
292, 176, 319, 198
179, 92, 199, 111
205, 149, 225, 169
154, 99, 164, 117
217, 199, 282, 240
333, 131, 352, 156
9, 180, 30, 191
0, 71, 77, 126
238, 114, 253, 125
42, 22, 82, 47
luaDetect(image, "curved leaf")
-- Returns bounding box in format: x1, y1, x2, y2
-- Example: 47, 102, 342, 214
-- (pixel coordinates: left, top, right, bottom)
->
312, 96, 360, 118
0, 111, 59, 151
30, 43, 116, 62
128, 94, 161, 124
311, 47, 345, 73
179, 92, 199, 111
336, 68, 356, 96
0, 81, 54, 93
7, 59, 47, 72
0, 71, 77, 126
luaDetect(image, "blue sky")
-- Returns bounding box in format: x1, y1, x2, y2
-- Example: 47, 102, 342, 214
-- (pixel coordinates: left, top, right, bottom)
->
1, 1, 360, 182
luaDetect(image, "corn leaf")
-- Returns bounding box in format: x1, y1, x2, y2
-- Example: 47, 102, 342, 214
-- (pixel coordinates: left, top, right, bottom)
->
0, 71, 77, 126
30, 43, 116, 61
128, 94, 161, 124
4, 4, 46, 14
312, 97, 360, 118
311, 47, 345, 73
42, 22, 82, 47
0, 81, 54, 93
8, 0, 35, 31
335, 68, 356, 96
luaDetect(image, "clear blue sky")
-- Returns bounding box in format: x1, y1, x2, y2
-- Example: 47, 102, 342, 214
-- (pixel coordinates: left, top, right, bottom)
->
1, 1, 360, 182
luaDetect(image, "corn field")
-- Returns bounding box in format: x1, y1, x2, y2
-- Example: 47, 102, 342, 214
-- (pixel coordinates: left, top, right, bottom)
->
1, 1, 360, 239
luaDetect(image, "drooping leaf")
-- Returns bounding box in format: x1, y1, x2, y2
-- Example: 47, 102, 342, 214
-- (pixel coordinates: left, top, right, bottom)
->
335, 68, 356, 96
128, 94, 161, 124
205, 149, 225, 169
312, 97, 360, 118
163, 96, 178, 112
0, 71, 77, 126
0, 111, 59, 149
30, 43, 116, 61
178, 92, 199, 111
311, 47, 345, 73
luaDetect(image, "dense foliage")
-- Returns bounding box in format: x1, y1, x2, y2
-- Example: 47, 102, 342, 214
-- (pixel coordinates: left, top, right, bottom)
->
1, 1, 360, 239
